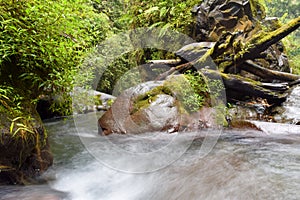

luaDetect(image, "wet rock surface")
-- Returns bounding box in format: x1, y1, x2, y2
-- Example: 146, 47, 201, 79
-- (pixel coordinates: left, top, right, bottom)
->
98, 81, 180, 134
98, 78, 221, 135
0, 185, 68, 200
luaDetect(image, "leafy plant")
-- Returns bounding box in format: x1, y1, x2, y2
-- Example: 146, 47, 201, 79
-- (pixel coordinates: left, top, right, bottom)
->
9, 116, 34, 137
0, 0, 113, 116
265, 0, 300, 74
164, 72, 209, 113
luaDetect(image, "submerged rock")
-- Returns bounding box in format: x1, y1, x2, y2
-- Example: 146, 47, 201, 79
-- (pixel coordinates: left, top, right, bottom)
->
248, 120, 300, 135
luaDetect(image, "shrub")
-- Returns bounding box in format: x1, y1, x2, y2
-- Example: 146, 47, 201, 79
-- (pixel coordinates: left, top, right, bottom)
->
0, 0, 112, 115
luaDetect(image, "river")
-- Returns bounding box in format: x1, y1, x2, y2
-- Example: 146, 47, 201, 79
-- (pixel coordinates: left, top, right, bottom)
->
0, 112, 300, 200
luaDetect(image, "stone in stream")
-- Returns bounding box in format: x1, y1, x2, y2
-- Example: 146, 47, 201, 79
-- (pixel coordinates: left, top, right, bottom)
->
98, 75, 222, 135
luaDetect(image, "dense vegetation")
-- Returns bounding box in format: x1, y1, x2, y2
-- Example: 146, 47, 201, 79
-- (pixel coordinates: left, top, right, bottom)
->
265, 0, 300, 73
0, 0, 112, 118
0, 0, 299, 122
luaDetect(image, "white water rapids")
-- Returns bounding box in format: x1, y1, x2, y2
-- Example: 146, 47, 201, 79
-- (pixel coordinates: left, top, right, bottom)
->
2, 114, 300, 200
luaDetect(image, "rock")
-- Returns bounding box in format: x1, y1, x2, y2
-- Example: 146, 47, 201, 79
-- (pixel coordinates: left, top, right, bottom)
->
0, 185, 68, 200
0, 110, 53, 185
175, 42, 215, 62
98, 76, 222, 135
192, 0, 292, 74
229, 120, 262, 130
248, 120, 300, 135
72, 87, 116, 114
98, 81, 181, 134
228, 97, 274, 123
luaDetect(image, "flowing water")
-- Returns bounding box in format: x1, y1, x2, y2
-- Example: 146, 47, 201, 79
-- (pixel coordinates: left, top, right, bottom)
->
1, 111, 300, 200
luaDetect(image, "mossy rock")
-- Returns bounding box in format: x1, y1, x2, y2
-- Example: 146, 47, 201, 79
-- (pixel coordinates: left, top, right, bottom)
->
0, 109, 53, 185
99, 74, 226, 134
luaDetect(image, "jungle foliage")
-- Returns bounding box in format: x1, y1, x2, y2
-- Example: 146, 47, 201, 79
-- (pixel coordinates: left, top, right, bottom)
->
0, 0, 114, 117
94, 0, 201, 93
265, 0, 300, 73
0, 0, 299, 120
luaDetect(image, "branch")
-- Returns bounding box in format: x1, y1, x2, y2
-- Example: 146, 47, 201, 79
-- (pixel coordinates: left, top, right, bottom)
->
242, 60, 300, 82
222, 16, 300, 72
148, 59, 181, 65
201, 69, 288, 104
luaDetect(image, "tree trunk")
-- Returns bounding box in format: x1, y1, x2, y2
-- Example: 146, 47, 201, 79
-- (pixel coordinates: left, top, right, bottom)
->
201, 69, 288, 104
222, 16, 300, 72
242, 60, 300, 82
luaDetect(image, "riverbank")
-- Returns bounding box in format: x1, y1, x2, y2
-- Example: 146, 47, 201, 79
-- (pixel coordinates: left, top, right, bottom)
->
0, 108, 53, 185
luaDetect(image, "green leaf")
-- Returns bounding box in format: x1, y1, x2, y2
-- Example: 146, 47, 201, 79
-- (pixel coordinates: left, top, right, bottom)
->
159, 7, 169, 19
144, 6, 159, 15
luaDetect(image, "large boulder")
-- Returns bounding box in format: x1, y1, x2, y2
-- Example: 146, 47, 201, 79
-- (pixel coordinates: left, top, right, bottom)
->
98, 75, 223, 135
98, 81, 180, 134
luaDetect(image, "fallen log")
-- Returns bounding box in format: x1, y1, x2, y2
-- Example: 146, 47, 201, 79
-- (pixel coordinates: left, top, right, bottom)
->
155, 16, 300, 83
155, 62, 193, 80
260, 82, 289, 92
201, 69, 288, 104
288, 79, 300, 87
221, 16, 300, 72
148, 59, 181, 65
153, 57, 300, 86
242, 60, 300, 82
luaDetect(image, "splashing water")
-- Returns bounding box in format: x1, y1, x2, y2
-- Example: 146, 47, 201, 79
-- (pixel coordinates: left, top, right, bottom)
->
1, 114, 300, 200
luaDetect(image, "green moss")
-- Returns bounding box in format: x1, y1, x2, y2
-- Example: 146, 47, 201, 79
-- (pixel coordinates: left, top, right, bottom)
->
249, 0, 266, 19
132, 72, 210, 115
215, 103, 229, 127
195, 47, 215, 66
93, 95, 103, 106
131, 86, 172, 114
252, 17, 300, 47
165, 73, 209, 113
219, 61, 234, 72
107, 99, 115, 107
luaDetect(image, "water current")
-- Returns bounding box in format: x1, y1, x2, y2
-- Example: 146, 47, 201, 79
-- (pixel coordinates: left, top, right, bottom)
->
1, 112, 300, 200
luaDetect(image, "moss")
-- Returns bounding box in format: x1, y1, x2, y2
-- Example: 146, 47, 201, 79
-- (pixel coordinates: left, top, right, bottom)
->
250, 16, 300, 49
215, 103, 229, 127
93, 94, 103, 106
249, 0, 266, 20
131, 86, 172, 114
166, 74, 209, 113
195, 46, 215, 66
107, 99, 114, 107
219, 61, 234, 72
